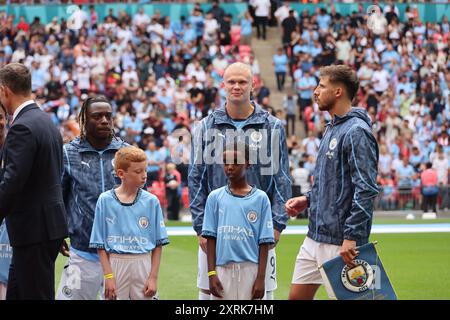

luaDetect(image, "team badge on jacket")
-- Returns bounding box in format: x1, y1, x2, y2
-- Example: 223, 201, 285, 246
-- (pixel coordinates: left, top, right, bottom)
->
326, 137, 338, 159
329, 138, 338, 150
250, 131, 262, 143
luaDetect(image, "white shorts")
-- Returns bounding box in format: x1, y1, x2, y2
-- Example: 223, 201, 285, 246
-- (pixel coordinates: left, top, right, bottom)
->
197, 246, 277, 292
291, 237, 341, 298
56, 250, 103, 300
109, 253, 158, 300
0, 282, 6, 300
211, 262, 260, 300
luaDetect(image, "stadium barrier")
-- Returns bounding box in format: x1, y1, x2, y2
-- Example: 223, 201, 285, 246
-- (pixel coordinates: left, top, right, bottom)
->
375, 185, 449, 212
0, 2, 449, 25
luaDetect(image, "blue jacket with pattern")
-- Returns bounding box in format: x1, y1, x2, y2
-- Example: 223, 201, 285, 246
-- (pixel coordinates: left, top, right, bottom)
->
62, 137, 127, 253
189, 102, 292, 235
306, 108, 379, 246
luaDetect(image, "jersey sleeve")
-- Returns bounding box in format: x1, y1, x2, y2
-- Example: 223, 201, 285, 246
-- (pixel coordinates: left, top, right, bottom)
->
89, 194, 106, 249
259, 193, 275, 245
153, 198, 169, 247
201, 193, 218, 238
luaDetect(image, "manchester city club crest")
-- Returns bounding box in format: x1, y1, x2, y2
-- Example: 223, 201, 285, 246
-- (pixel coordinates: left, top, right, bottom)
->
62, 286, 73, 298
329, 138, 338, 150
138, 217, 149, 229
341, 259, 374, 293
247, 211, 258, 223
250, 131, 262, 143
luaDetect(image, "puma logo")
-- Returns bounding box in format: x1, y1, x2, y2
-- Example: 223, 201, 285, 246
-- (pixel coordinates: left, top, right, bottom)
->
81, 161, 90, 168
106, 216, 116, 225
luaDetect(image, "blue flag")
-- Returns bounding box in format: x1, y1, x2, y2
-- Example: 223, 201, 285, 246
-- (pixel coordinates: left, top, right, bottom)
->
319, 242, 397, 300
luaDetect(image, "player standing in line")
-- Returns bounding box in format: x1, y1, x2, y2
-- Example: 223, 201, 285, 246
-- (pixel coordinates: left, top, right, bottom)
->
189, 62, 291, 300
285, 65, 379, 300
56, 96, 129, 300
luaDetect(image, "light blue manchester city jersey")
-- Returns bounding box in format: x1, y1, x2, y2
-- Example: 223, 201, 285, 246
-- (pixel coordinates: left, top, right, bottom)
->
202, 186, 275, 266
0, 221, 12, 284
89, 189, 169, 254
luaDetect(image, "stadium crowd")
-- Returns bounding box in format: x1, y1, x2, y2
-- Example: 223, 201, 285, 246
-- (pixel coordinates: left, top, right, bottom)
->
0, 0, 448, 215
276, 1, 450, 213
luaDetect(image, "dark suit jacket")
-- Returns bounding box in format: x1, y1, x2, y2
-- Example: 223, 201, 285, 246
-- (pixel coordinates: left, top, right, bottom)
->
0, 103, 68, 247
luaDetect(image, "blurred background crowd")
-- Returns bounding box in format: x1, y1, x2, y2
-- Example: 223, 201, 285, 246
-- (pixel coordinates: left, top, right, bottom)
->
0, 0, 448, 219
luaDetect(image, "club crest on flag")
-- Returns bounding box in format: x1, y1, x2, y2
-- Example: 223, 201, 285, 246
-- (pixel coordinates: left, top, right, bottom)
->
319, 242, 397, 300
341, 260, 374, 293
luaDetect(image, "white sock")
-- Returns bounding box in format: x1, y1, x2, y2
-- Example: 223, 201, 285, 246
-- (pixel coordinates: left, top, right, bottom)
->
265, 291, 274, 300
199, 291, 210, 300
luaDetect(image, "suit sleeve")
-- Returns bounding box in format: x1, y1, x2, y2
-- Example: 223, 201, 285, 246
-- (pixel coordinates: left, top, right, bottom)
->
0, 124, 36, 217
269, 120, 292, 233
61, 145, 71, 207
344, 126, 380, 243
188, 120, 208, 236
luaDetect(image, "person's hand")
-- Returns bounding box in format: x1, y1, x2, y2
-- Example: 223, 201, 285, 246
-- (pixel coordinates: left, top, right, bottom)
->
198, 235, 208, 253
144, 276, 157, 298
104, 278, 117, 300
340, 240, 359, 267
270, 229, 281, 249
60, 239, 70, 257
251, 275, 265, 300
285, 196, 308, 217
209, 275, 224, 298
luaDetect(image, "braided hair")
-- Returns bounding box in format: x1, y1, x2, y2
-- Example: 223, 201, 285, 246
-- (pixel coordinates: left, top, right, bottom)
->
78, 95, 116, 141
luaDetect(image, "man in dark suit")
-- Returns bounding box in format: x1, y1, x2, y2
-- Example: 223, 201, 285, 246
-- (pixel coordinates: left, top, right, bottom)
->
0, 63, 68, 300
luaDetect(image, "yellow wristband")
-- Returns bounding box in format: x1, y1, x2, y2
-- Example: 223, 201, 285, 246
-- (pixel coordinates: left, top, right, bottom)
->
207, 270, 217, 277
104, 273, 114, 279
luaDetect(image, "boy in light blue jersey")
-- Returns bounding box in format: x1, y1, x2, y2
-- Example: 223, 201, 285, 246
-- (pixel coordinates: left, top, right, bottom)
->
202, 142, 274, 300
89, 146, 169, 300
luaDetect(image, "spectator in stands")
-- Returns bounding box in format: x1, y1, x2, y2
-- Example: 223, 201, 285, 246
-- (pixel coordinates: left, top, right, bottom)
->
280, 10, 297, 49
297, 70, 317, 120
396, 156, 416, 209
164, 163, 181, 221
145, 141, 164, 186
251, 0, 271, 40
273, 47, 288, 91
432, 145, 449, 210
421, 162, 439, 213
240, 11, 253, 46
208, 0, 225, 26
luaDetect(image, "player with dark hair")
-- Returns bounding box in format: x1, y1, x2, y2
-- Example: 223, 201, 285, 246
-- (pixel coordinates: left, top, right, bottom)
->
56, 96, 128, 300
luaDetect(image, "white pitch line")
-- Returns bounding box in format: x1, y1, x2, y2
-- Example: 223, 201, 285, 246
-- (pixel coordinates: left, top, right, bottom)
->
166, 224, 450, 236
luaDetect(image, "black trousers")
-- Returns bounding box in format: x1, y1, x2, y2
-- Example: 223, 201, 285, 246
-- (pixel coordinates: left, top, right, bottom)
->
6, 238, 63, 300
255, 16, 268, 39
422, 194, 438, 213
166, 188, 180, 221
286, 114, 296, 135
275, 72, 286, 91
